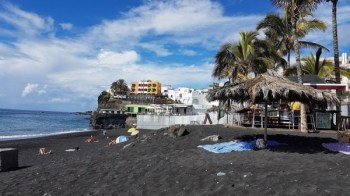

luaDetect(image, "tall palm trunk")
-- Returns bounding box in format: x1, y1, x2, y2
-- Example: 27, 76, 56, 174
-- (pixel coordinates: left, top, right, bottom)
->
291, 12, 308, 132
287, 50, 291, 68
331, 0, 341, 125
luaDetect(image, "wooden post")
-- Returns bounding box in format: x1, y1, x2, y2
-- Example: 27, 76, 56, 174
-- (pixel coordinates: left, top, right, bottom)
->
264, 101, 268, 142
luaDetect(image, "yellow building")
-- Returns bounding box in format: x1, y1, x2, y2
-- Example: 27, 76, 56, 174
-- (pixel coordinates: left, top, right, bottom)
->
130, 80, 161, 95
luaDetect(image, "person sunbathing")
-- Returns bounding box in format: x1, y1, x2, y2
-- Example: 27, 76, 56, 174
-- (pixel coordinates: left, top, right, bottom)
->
38, 148, 52, 155
108, 139, 116, 146
86, 135, 97, 143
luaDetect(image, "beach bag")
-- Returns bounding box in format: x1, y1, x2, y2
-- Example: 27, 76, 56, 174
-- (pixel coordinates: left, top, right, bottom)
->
256, 139, 266, 149
116, 135, 129, 143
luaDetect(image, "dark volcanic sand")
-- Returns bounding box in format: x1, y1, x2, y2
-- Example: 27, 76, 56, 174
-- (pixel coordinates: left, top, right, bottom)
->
1, 125, 350, 195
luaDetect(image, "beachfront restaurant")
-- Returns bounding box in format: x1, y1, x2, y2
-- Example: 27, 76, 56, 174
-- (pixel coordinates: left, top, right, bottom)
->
240, 76, 346, 131
240, 101, 340, 131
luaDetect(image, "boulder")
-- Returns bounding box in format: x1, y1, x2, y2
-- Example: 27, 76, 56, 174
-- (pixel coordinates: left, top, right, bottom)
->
166, 125, 189, 137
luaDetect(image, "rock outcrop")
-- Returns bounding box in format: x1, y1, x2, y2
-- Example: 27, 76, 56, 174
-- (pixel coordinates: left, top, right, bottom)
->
90, 113, 128, 129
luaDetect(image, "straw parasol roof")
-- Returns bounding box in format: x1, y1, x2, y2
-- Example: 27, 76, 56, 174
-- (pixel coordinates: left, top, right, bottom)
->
207, 70, 339, 108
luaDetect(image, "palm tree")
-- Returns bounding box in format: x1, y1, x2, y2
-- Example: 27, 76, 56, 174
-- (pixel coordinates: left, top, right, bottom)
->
213, 31, 277, 83
257, 10, 327, 68
302, 48, 350, 79
98, 91, 111, 104
271, 0, 323, 132
110, 79, 129, 96
302, 48, 333, 77
326, 0, 341, 125
285, 48, 350, 79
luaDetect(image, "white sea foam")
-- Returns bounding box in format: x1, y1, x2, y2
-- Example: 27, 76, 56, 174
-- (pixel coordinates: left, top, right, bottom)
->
0, 128, 91, 141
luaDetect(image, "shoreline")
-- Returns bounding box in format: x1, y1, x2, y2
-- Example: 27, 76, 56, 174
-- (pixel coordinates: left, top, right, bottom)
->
0, 128, 95, 143
1, 125, 349, 195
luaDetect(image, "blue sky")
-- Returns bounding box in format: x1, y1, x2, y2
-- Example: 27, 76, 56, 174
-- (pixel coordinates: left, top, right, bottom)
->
0, 0, 350, 112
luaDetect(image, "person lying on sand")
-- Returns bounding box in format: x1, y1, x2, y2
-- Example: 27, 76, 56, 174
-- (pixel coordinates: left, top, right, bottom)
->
86, 135, 97, 143
38, 148, 52, 155
108, 139, 116, 146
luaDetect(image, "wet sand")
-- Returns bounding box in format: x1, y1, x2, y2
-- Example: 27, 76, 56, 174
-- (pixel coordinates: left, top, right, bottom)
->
1, 125, 349, 195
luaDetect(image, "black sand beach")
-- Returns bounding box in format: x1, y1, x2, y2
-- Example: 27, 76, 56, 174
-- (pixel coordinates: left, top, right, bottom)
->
1, 125, 350, 195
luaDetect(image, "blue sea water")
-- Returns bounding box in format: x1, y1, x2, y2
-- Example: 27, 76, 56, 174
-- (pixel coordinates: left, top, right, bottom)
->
0, 108, 92, 141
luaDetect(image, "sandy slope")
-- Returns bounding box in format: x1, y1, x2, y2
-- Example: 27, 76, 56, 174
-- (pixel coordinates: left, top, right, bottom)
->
1, 125, 349, 195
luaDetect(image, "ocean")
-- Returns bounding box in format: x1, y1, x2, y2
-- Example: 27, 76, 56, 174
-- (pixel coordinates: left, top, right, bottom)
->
0, 108, 92, 141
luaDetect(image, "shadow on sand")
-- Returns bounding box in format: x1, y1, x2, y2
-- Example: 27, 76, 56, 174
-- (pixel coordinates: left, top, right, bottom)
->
236, 134, 338, 154
0, 165, 32, 173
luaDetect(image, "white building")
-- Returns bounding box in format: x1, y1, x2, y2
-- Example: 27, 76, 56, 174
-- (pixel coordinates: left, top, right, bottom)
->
324, 52, 350, 90
164, 85, 219, 114
161, 84, 172, 96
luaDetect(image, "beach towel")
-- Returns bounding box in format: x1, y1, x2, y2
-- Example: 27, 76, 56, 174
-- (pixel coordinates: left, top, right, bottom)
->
322, 143, 350, 155
198, 140, 286, 153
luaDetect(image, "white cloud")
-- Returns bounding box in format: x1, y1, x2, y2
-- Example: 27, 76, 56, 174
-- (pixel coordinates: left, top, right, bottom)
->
97, 50, 139, 68
180, 49, 197, 56
49, 97, 70, 103
21, 83, 47, 97
83, 0, 263, 50
139, 43, 171, 56
307, 3, 350, 54
8, 0, 345, 111
59, 22, 73, 30
0, 2, 54, 37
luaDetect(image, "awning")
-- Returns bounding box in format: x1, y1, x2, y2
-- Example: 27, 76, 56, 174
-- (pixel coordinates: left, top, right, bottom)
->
303, 83, 346, 90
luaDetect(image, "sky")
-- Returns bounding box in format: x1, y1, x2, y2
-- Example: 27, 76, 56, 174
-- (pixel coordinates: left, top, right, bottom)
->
1, 0, 350, 112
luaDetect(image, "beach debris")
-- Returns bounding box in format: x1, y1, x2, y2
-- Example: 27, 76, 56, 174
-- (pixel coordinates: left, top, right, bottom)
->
123, 142, 135, 149
217, 172, 226, 176
201, 135, 221, 142
38, 148, 52, 155
243, 172, 253, 178
65, 147, 80, 152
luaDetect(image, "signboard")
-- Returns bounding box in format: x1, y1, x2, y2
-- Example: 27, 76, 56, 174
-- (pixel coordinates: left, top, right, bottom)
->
316, 112, 332, 129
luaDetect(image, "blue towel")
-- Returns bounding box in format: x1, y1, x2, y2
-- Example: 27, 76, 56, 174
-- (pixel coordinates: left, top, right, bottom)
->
198, 140, 286, 153
198, 141, 252, 153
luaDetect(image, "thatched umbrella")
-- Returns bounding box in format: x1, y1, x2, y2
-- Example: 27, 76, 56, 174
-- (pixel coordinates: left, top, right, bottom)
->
207, 70, 339, 142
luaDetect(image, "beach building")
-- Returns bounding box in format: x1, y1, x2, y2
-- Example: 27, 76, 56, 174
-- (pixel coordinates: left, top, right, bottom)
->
130, 80, 161, 95
161, 84, 172, 96
125, 104, 149, 115
167, 87, 193, 103
166, 85, 220, 112
136, 84, 232, 130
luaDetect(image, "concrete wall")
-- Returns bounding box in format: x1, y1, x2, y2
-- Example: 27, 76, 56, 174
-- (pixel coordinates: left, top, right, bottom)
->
136, 112, 243, 130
